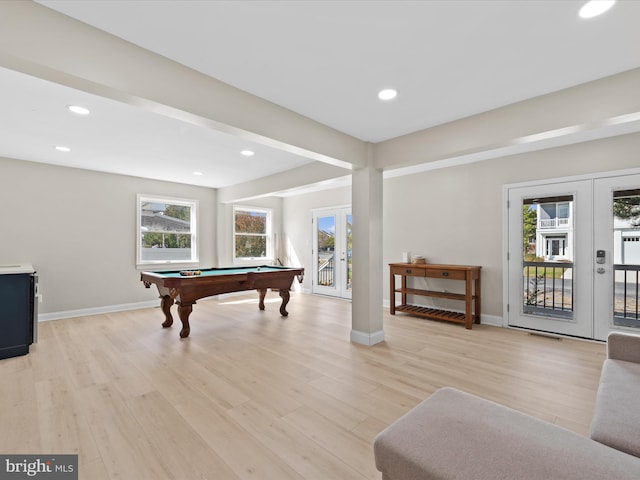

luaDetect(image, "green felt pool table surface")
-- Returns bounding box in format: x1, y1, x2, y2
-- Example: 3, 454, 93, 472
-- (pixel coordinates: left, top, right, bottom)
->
153, 265, 292, 278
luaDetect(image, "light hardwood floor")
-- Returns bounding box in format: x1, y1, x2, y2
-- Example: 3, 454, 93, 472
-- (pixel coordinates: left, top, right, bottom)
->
0, 293, 606, 479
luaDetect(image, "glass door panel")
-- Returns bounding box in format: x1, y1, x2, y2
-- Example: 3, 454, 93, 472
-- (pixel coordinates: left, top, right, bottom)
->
522, 196, 574, 320
316, 215, 336, 289
613, 190, 640, 327
345, 213, 352, 294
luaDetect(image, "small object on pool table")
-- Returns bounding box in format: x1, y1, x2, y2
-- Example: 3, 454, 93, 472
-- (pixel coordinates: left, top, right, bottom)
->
257, 266, 261, 271
179, 270, 201, 276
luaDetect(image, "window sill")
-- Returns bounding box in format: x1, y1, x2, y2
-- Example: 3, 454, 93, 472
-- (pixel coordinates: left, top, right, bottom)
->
136, 260, 200, 271
233, 258, 274, 267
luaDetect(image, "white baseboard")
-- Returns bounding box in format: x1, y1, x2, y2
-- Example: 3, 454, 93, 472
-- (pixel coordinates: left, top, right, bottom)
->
350, 329, 385, 346
38, 290, 307, 322
478, 313, 504, 327
38, 300, 159, 322
39, 296, 504, 331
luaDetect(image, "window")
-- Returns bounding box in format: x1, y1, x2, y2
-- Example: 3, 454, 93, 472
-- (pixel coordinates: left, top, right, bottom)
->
234, 206, 272, 262
558, 202, 570, 219
137, 195, 198, 266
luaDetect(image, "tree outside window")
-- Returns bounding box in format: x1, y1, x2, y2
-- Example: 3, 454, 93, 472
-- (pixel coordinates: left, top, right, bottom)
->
234, 207, 272, 261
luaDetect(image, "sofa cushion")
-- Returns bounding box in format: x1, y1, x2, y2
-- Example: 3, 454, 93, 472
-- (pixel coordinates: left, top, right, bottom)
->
374, 387, 640, 480
591, 358, 640, 457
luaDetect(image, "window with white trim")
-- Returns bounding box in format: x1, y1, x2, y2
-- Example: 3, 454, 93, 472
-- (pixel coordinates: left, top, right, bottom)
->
233, 206, 272, 262
137, 194, 198, 266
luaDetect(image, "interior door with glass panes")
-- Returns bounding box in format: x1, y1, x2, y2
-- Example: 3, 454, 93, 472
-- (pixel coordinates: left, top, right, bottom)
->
506, 180, 593, 338
312, 207, 352, 299
594, 174, 640, 340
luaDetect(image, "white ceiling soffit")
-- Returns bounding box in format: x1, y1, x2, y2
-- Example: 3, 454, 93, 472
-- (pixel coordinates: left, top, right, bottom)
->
385, 111, 640, 179
0, 66, 315, 189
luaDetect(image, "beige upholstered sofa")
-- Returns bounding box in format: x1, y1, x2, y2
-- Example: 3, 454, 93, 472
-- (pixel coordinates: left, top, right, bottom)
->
373, 332, 640, 480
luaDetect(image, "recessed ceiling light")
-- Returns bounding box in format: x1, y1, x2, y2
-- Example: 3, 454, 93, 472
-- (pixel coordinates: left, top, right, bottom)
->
240, 150, 255, 157
55, 146, 71, 152
67, 105, 90, 115
579, 0, 616, 19
378, 89, 398, 101
193, 171, 203, 176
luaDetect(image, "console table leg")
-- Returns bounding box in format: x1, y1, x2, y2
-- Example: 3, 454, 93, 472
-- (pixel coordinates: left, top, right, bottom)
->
465, 276, 473, 329
475, 277, 482, 324
390, 274, 396, 315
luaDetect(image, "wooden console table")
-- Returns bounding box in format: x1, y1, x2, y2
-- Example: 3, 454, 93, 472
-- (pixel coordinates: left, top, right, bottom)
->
389, 263, 481, 329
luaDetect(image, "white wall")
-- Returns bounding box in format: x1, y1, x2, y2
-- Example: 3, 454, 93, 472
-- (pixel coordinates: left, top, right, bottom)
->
0, 156, 216, 316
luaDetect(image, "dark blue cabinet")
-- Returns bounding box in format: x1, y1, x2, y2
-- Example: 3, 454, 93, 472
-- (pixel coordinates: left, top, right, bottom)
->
0, 272, 35, 359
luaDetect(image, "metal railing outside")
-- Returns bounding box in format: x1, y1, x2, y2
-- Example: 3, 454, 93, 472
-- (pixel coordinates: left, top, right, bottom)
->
539, 218, 570, 229
614, 264, 640, 327
318, 254, 335, 286
523, 261, 573, 319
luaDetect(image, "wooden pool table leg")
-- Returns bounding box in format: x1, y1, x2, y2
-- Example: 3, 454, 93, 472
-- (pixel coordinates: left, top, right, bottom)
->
160, 295, 174, 328
258, 289, 267, 311
177, 303, 192, 338
279, 290, 290, 316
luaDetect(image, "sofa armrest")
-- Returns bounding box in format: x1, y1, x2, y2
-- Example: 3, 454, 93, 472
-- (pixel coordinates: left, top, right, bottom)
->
607, 332, 640, 363
374, 387, 640, 480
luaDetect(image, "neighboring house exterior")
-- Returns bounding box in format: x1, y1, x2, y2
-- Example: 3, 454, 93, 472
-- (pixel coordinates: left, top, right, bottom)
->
534, 200, 640, 264
614, 217, 640, 265
535, 200, 573, 261
141, 210, 191, 234
139, 203, 193, 262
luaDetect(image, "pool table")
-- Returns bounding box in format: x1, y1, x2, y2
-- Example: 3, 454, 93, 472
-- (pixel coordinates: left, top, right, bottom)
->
140, 265, 304, 338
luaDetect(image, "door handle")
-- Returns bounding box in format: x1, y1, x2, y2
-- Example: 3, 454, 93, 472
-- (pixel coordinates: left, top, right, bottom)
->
596, 267, 605, 274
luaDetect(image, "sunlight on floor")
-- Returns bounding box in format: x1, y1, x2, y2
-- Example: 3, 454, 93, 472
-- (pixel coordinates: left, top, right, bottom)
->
219, 297, 280, 306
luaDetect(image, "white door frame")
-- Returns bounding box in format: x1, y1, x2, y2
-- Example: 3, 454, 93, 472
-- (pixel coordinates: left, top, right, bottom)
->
503, 167, 640, 340
505, 179, 593, 338
312, 206, 352, 299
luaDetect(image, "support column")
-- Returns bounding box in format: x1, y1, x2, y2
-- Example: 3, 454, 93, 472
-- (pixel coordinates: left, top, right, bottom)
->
350, 147, 384, 346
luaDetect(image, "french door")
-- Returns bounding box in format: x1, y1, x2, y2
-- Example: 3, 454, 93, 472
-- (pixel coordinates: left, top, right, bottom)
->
312, 207, 352, 299
505, 171, 640, 340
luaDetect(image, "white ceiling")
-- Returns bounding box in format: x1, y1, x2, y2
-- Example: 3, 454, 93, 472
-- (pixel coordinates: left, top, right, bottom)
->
3, 0, 640, 189
0, 66, 315, 188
